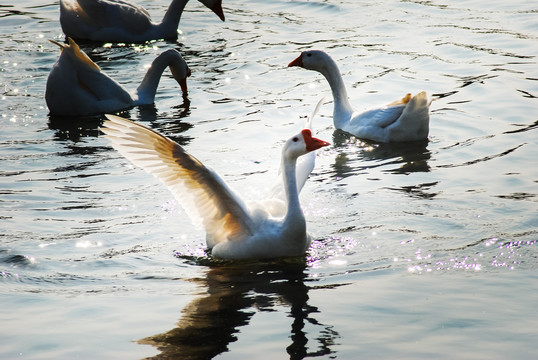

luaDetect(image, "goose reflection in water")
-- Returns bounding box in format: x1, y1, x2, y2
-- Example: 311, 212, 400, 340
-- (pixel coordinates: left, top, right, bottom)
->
47, 99, 191, 144
330, 130, 431, 179
139, 260, 339, 359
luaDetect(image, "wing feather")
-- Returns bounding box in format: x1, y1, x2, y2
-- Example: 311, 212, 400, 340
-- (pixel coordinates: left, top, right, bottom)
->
353, 104, 405, 129
101, 115, 255, 244
267, 95, 328, 201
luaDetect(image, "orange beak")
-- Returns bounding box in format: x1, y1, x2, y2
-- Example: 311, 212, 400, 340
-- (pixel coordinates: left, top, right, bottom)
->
288, 54, 303, 68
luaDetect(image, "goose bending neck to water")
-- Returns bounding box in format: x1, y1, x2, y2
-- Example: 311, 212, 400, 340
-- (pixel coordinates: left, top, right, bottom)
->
101, 115, 330, 260
289, 50, 431, 143
60, 0, 225, 42
45, 38, 191, 116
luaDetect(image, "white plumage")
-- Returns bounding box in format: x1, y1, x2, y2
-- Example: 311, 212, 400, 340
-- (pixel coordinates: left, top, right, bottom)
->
101, 115, 330, 259
45, 38, 190, 116
289, 50, 432, 142
59, 0, 225, 42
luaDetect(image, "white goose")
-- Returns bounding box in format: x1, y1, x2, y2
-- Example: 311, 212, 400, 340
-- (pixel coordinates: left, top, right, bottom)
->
100, 115, 330, 259
289, 50, 431, 143
60, 0, 225, 43
45, 38, 191, 116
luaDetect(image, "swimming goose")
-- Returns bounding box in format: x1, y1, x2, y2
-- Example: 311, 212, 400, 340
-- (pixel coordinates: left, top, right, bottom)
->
100, 115, 329, 259
60, 0, 225, 42
45, 38, 190, 116
289, 50, 431, 142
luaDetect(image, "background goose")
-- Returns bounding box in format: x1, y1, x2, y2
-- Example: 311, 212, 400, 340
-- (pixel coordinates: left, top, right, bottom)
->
289, 50, 431, 143
60, 0, 225, 42
45, 38, 191, 116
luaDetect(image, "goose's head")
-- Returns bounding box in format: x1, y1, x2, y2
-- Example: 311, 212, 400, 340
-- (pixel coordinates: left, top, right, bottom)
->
288, 50, 333, 73
199, 0, 225, 21
284, 129, 330, 160
167, 50, 192, 95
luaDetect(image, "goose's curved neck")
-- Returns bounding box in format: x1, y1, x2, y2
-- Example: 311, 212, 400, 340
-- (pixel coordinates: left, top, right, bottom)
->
281, 155, 305, 229
135, 50, 180, 104
159, 0, 189, 35
320, 56, 354, 127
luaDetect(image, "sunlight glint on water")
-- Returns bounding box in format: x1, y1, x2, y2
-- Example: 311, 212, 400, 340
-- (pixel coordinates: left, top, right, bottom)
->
0, 0, 537, 359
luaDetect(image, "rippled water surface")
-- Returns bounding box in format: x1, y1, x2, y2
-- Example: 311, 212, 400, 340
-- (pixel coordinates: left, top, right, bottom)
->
1, 0, 537, 359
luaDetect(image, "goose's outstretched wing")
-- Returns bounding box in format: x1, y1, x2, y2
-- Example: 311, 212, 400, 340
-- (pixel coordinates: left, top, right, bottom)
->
101, 115, 254, 244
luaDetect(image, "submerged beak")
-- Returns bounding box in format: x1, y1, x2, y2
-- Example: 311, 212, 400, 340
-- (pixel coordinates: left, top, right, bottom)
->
179, 78, 188, 94
178, 67, 191, 95
288, 54, 303, 67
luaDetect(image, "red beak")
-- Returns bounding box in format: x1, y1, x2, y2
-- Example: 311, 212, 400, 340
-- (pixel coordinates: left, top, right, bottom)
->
302, 129, 330, 152
288, 54, 303, 67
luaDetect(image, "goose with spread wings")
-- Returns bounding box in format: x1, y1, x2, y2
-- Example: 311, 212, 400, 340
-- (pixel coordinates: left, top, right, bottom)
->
100, 115, 330, 259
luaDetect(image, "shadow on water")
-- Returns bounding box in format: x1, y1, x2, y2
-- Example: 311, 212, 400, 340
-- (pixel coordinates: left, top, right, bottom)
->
330, 130, 431, 179
139, 258, 339, 360
385, 181, 440, 200
48, 114, 105, 142
47, 100, 193, 145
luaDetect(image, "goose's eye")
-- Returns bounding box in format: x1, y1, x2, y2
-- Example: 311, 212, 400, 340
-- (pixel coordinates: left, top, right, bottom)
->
306, 53, 312, 57
292, 137, 299, 142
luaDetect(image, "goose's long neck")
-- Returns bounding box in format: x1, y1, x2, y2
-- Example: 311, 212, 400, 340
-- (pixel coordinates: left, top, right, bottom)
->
159, 0, 189, 35
135, 50, 178, 104
281, 155, 305, 228
320, 57, 354, 128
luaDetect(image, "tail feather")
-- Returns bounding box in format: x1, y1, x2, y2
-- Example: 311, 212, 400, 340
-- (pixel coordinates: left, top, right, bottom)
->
51, 37, 101, 71
388, 91, 431, 141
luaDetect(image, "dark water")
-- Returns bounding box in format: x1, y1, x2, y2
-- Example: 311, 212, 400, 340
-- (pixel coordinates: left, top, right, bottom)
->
1, 0, 537, 359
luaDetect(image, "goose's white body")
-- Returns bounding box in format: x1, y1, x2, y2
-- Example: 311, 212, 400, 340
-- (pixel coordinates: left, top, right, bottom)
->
59, 0, 225, 42
45, 38, 190, 116
100, 115, 329, 259
289, 50, 431, 143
